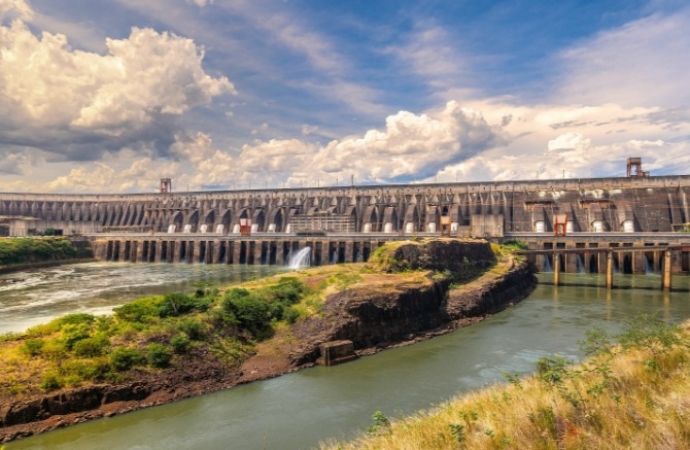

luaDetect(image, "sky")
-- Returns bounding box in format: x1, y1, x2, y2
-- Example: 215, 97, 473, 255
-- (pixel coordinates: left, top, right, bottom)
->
1, 0, 690, 193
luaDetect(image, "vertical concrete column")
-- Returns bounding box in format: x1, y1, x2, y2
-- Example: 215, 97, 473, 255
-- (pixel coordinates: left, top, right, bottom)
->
154, 241, 162, 263
167, 241, 174, 263
136, 241, 145, 262
212, 239, 221, 264
276, 240, 284, 265
254, 240, 264, 265
322, 240, 330, 264
662, 250, 672, 291
633, 242, 645, 274
345, 240, 354, 263
233, 240, 241, 265
606, 250, 614, 289
188, 240, 196, 264
553, 253, 561, 287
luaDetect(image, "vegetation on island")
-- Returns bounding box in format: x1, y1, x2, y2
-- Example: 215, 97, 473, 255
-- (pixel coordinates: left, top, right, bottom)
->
0, 237, 87, 267
322, 315, 690, 450
0, 238, 508, 406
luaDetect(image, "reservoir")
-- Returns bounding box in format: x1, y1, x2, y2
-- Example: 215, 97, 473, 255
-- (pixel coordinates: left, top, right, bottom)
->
4, 267, 690, 450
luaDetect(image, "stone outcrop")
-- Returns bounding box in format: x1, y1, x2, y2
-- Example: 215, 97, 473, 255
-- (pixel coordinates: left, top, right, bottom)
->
292, 239, 536, 364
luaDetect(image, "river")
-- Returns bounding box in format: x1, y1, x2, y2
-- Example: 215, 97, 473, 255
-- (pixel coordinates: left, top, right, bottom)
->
4, 267, 690, 450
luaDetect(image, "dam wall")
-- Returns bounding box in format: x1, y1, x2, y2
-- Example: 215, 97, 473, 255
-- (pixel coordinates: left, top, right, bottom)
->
2, 175, 690, 237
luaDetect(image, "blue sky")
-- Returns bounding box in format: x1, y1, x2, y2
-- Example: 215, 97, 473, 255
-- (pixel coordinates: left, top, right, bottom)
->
1, 0, 690, 192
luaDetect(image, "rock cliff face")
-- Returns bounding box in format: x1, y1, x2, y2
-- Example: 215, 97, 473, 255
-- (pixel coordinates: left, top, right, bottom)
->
292, 239, 536, 364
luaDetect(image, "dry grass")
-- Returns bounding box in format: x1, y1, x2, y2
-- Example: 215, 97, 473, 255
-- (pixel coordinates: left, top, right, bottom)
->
321, 321, 690, 450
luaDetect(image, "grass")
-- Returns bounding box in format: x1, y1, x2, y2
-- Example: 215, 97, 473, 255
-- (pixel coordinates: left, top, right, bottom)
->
321, 316, 690, 450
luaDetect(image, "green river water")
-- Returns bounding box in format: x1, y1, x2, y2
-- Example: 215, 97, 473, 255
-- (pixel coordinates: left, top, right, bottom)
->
3, 267, 690, 450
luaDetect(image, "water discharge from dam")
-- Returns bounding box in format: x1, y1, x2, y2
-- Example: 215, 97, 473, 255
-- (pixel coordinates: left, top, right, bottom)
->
5, 267, 690, 450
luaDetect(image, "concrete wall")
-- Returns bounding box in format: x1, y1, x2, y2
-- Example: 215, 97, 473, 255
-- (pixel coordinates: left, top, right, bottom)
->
3, 174, 690, 236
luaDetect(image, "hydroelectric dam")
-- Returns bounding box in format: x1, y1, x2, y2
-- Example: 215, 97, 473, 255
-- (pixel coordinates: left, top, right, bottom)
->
3, 170, 690, 278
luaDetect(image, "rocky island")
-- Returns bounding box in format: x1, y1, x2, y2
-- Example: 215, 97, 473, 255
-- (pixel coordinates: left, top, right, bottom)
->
0, 238, 535, 443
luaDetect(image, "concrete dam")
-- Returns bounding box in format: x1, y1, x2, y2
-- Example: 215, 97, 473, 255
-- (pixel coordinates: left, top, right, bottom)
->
3, 173, 690, 276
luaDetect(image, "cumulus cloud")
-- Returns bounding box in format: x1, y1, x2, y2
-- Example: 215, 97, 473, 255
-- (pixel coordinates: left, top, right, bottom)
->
0, 5, 234, 161
0, 0, 32, 21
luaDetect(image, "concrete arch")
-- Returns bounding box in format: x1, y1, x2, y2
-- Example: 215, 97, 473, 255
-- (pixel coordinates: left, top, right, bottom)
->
201, 209, 216, 233
362, 205, 378, 233
185, 210, 200, 233
216, 208, 233, 234
252, 209, 266, 233
267, 207, 284, 233
382, 206, 398, 233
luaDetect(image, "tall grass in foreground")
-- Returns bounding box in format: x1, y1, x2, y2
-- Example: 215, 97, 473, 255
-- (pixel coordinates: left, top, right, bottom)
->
322, 315, 690, 450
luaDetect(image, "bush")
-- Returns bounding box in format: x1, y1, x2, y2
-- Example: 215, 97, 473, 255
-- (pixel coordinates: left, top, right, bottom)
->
73, 334, 110, 357
21, 338, 45, 356
61, 323, 92, 350
222, 291, 271, 336
40, 372, 62, 392
147, 343, 172, 368
56, 313, 96, 329
114, 297, 161, 323
110, 347, 146, 371
171, 335, 191, 354
178, 319, 205, 341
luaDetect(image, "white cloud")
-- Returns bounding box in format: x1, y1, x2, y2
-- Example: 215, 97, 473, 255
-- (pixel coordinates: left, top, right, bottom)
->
0, 6, 234, 160
555, 8, 690, 108
0, 0, 32, 21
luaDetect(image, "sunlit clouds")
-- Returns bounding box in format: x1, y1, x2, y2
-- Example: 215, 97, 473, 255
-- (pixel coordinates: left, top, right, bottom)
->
1, 0, 690, 192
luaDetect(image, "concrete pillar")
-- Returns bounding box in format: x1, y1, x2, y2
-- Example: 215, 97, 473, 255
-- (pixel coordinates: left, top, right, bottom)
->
212, 240, 221, 264
553, 253, 561, 287
606, 250, 614, 289
663, 250, 672, 291
233, 240, 241, 265
134, 241, 142, 263
154, 241, 162, 263
254, 240, 264, 265
188, 240, 196, 264
322, 240, 330, 264
276, 240, 284, 265
345, 241, 354, 263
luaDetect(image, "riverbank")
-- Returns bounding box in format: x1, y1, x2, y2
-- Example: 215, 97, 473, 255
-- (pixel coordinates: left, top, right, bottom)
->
321, 316, 690, 450
0, 239, 536, 444
0, 237, 93, 276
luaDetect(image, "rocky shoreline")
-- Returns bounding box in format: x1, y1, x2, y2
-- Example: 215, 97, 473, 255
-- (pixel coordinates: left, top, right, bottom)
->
0, 241, 536, 444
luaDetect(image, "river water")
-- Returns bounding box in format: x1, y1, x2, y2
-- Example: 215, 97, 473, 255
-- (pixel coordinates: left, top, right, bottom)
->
0, 263, 279, 335
5, 267, 690, 450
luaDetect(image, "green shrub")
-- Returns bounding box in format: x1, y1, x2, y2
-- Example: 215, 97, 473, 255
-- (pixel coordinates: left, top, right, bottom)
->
170, 335, 191, 354
178, 319, 205, 340
223, 291, 271, 335
110, 347, 146, 371
73, 334, 110, 357
114, 297, 162, 323
61, 323, 92, 350
147, 343, 172, 368
283, 307, 300, 324
56, 313, 96, 329
21, 338, 45, 356
59, 358, 110, 382
40, 372, 62, 392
